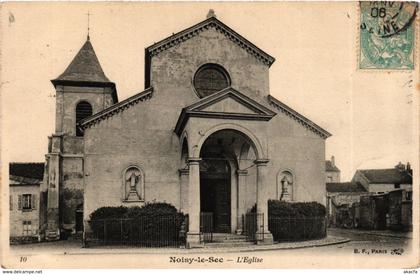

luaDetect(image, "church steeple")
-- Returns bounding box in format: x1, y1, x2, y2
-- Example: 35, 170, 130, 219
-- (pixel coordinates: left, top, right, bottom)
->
53, 38, 111, 84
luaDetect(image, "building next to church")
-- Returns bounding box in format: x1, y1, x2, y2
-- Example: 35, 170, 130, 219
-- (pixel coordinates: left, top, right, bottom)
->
325, 156, 340, 183
26, 12, 332, 246
351, 162, 412, 193
9, 163, 47, 243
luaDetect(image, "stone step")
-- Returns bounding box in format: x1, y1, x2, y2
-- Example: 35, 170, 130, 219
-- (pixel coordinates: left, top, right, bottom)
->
204, 241, 255, 248
212, 233, 247, 241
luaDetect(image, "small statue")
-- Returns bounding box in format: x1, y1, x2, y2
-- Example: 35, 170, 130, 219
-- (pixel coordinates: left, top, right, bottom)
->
280, 175, 290, 201
125, 169, 141, 200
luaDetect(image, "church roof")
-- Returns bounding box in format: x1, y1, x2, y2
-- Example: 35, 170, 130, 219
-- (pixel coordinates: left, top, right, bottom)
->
144, 16, 275, 88
80, 87, 154, 130
53, 39, 111, 83
267, 95, 332, 139
51, 38, 118, 103
174, 87, 277, 136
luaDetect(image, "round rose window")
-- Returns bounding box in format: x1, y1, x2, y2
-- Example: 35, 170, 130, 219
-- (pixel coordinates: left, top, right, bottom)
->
193, 64, 230, 98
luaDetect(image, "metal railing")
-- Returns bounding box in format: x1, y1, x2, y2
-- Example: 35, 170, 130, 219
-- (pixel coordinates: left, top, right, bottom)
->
83, 215, 187, 248
268, 216, 327, 242
243, 213, 264, 242
200, 212, 213, 243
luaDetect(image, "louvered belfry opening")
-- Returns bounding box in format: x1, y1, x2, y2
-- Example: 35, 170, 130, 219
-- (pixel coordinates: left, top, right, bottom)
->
76, 101, 93, 136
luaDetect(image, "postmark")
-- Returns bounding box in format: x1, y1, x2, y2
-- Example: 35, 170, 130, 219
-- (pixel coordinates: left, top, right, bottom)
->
359, 1, 417, 70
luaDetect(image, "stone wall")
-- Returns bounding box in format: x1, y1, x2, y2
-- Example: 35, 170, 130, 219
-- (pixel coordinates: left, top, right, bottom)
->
369, 183, 412, 193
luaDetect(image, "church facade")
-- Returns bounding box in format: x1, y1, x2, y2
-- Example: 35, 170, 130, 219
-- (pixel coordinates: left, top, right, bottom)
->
43, 13, 331, 246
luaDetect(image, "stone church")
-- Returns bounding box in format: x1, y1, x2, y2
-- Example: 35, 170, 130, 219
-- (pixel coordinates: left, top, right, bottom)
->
43, 12, 331, 246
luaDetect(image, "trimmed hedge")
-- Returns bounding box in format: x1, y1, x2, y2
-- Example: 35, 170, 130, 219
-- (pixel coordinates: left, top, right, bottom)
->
88, 202, 187, 246
267, 200, 327, 241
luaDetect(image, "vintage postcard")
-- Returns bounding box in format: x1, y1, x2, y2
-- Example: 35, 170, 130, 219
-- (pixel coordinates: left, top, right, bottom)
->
0, 1, 418, 269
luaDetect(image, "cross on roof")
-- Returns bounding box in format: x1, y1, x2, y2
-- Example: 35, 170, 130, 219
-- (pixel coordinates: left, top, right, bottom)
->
86, 11, 91, 40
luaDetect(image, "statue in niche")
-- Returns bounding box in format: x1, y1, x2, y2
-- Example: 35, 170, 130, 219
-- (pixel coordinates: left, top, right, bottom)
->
124, 167, 143, 201
279, 171, 293, 201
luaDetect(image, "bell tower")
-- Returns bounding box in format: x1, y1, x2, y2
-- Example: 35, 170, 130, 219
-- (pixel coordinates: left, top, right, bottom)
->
45, 37, 118, 240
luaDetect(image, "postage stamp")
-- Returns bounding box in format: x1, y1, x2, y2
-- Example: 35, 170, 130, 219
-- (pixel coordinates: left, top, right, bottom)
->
359, 1, 417, 70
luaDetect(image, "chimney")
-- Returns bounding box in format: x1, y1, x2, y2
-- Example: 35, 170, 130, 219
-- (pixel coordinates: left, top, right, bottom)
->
331, 155, 335, 166
406, 162, 411, 171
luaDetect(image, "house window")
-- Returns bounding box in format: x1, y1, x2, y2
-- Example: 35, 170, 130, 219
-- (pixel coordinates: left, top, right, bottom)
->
327, 176, 333, 182
22, 221, 32, 236
9, 195, 12, 211
193, 64, 230, 98
75, 101, 93, 136
22, 194, 32, 210
405, 191, 412, 201
394, 183, 401, 189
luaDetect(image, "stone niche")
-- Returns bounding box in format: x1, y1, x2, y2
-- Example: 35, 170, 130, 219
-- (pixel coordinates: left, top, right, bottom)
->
277, 170, 294, 201
122, 166, 145, 202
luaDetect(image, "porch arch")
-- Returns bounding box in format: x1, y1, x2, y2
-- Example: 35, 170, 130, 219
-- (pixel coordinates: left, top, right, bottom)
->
192, 123, 265, 160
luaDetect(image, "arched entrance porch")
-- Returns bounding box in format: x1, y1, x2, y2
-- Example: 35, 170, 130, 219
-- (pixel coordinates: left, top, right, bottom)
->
182, 126, 273, 247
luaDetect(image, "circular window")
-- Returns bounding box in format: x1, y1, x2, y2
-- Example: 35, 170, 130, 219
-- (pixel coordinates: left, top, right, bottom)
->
193, 64, 230, 98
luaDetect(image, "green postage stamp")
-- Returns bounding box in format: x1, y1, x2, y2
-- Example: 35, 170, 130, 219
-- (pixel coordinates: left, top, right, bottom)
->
359, 1, 417, 70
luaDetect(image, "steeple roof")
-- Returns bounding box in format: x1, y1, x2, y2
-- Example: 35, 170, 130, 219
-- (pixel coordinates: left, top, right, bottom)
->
53, 38, 112, 84
51, 38, 118, 103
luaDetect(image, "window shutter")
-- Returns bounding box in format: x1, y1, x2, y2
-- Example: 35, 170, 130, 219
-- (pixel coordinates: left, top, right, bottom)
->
9, 195, 12, 211
31, 194, 36, 210
18, 195, 22, 210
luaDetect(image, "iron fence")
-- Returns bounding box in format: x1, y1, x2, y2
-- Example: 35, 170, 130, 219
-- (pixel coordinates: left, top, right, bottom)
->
268, 216, 327, 242
83, 215, 188, 248
200, 212, 213, 243
243, 213, 264, 242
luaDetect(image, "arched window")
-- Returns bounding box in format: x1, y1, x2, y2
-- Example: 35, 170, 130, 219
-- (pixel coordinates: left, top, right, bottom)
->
75, 101, 92, 136
193, 64, 230, 98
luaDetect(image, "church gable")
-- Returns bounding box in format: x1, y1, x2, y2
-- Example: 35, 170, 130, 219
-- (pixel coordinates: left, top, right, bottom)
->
200, 97, 257, 114
144, 15, 275, 88
146, 16, 275, 66
174, 87, 276, 135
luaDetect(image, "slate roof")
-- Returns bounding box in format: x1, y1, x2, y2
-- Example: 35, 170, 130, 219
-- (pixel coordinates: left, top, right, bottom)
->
10, 175, 42, 186
358, 168, 412, 184
326, 160, 340, 172
326, 182, 367, 193
9, 163, 44, 180
51, 38, 118, 103
53, 39, 110, 83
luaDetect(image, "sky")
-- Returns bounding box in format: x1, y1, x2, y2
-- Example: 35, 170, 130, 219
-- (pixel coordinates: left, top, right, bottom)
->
1, 2, 417, 181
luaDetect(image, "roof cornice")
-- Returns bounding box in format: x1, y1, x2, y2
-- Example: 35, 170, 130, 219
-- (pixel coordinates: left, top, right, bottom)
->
51, 79, 119, 103
146, 17, 275, 67
267, 95, 332, 139
80, 87, 153, 130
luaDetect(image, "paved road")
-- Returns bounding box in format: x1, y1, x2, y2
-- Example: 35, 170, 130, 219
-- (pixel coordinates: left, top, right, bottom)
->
320, 228, 411, 253
9, 228, 411, 256
6, 229, 413, 268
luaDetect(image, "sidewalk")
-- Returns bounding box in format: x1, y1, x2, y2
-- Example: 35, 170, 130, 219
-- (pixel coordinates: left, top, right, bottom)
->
10, 235, 350, 255
328, 227, 412, 239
